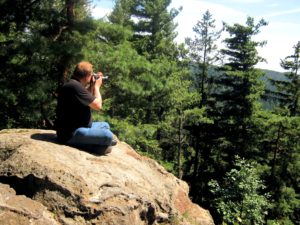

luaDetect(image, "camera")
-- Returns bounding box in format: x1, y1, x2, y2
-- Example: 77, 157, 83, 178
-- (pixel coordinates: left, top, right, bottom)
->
92, 73, 108, 80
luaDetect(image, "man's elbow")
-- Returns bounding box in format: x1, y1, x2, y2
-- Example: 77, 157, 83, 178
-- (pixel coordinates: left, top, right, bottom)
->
93, 103, 102, 111
89, 99, 102, 110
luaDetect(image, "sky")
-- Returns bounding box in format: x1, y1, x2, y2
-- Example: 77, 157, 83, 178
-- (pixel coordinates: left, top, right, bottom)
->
91, 0, 300, 72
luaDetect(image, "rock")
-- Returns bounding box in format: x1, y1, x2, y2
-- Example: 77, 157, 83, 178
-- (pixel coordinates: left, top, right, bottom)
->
0, 183, 58, 225
0, 129, 214, 225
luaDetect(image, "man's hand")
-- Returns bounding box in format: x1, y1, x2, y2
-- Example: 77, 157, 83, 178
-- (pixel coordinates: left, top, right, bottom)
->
89, 72, 103, 110
93, 72, 103, 88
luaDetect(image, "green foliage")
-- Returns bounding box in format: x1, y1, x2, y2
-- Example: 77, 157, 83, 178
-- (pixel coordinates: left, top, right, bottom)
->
107, 117, 161, 155
185, 10, 221, 107
107, 0, 197, 179
253, 111, 300, 224
211, 17, 267, 158
209, 156, 271, 225
277, 186, 299, 218
221, 17, 267, 70
0, 0, 96, 129
93, 111, 159, 155
268, 41, 300, 116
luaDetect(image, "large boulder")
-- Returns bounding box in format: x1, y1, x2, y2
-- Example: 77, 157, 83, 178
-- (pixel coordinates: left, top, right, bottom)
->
0, 183, 58, 225
0, 129, 214, 225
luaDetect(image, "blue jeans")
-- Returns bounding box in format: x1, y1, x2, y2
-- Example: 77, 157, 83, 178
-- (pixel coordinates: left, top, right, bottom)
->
67, 122, 113, 146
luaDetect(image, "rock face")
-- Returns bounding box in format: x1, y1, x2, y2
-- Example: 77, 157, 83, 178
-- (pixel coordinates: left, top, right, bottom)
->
0, 129, 214, 225
0, 183, 58, 225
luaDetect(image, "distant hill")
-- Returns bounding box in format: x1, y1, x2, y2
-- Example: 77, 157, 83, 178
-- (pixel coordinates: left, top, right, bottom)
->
261, 69, 286, 93
190, 66, 286, 110
260, 69, 286, 109
190, 65, 286, 88
262, 69, 285, 81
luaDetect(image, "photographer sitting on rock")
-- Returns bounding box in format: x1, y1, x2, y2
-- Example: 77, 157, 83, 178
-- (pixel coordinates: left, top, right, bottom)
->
55, 61, 116, 154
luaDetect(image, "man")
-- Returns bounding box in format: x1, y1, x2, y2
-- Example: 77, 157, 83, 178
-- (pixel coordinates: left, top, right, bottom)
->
56, 61, 116, 153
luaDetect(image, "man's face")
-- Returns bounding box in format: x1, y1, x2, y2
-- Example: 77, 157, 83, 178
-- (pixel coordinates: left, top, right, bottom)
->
83, 72, 93, 87
87, 72, 93, 82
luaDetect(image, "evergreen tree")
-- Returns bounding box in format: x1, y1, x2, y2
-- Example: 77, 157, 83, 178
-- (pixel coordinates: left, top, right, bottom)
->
159, 57, 201, 177
185, 10, 222, 107
255, 112, 300, 224
261, 42, 300, 223
108, 0, 196, 163
269, 41, 300, 116
182, 10, 221, 202
128, 0, 179, 59
109, 0, 182, 122
212, 17, 267, 160
108, 0, 134, 28
182, 17, 268, 217
0, 0, 96, 129
186, 17, 268, 210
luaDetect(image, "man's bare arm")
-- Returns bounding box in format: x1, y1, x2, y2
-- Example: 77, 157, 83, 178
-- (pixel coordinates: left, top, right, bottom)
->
89, 72, 103, 110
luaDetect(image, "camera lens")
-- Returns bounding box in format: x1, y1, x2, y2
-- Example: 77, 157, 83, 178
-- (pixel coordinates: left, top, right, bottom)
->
92, 73, 108, 80
92, 73, 99, 80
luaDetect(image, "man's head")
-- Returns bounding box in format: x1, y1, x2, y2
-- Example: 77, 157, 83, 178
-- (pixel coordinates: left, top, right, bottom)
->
73, 61, 93, 79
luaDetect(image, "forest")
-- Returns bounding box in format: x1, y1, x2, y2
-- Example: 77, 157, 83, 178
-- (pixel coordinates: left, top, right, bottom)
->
0, 0, 299, 224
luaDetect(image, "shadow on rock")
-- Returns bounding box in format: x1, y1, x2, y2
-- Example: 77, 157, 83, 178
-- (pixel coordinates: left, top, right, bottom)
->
31, 132, 58, 143
31, 132, 111, 156
68, 144, 112, 156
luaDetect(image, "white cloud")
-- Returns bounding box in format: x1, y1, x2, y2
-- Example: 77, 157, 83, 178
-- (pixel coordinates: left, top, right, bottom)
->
264, 8, 300, 18
221, 0, 265, 3
268, 3, 280, 8
255, 21, 300, 71
171, 0, 246, 43
91, 6, 112, 19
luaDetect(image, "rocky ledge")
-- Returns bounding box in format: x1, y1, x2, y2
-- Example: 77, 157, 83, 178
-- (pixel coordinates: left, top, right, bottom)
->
0, 129, 214, 225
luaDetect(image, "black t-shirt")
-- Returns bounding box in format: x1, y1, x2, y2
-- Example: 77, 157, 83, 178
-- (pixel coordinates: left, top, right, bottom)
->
56, 78, 95, 142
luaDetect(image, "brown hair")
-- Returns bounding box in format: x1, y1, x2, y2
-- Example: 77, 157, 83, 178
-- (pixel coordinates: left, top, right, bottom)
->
73, 61, 93, 79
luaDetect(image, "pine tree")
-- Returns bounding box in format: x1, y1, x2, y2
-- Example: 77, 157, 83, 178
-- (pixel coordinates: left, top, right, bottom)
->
108, 0, 196, 163
255, 112, 300, 224
212, 17, 267, 159
159, 69, 199, 177
129, 0, 179, 59
135, 0, 181, 126
261, 42, 300, 223
185, 10, 221, 107
182, 10, 221, 202
0, 0, 97, 128
269, 41, 300, 116
184, 17, 268, 216
237, 40, 300, 224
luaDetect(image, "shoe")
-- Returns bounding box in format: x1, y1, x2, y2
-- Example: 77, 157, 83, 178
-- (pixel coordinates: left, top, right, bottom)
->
104, 146, 112, 154
110, 139, 117, 146
94, 146, 112, 155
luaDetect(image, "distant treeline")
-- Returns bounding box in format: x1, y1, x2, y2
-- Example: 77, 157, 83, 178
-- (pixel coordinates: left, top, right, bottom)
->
0, 0, 299, 224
